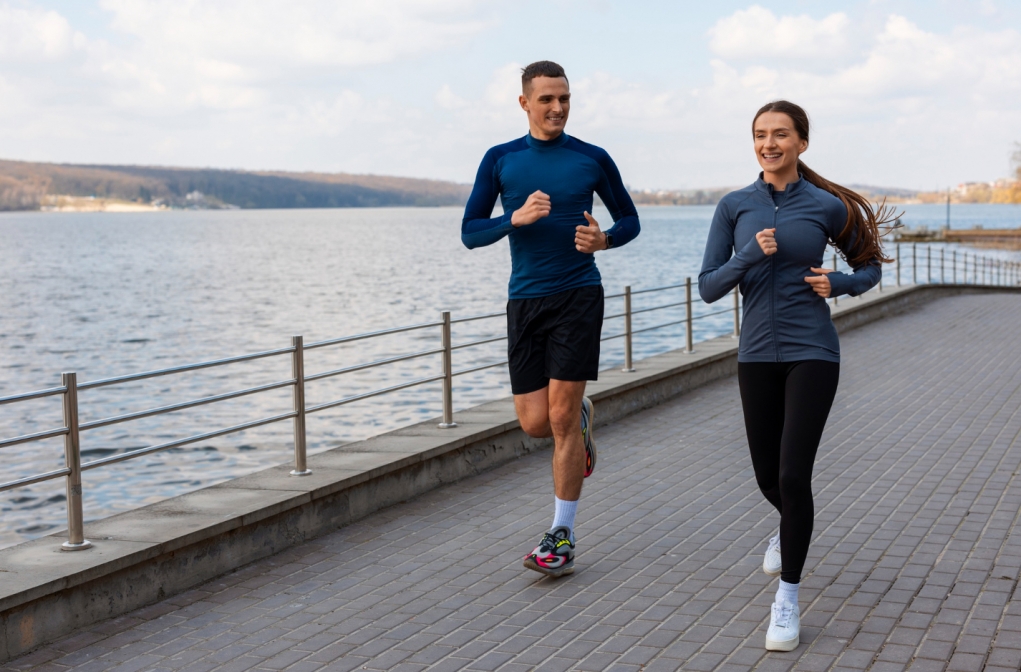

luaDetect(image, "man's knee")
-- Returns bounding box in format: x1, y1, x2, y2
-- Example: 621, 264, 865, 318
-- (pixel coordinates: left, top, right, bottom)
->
548, 404, 580, 437
519, 412, 550, 437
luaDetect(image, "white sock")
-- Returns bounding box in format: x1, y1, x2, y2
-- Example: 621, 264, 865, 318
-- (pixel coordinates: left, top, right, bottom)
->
552, 497, 578, 537
776, 579, 799, 607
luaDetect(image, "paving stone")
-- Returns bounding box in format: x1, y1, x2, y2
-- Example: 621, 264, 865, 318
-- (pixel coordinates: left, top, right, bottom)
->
5, 294, 1021, 670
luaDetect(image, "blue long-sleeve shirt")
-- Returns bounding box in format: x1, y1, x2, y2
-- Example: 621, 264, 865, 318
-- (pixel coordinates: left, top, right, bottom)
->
698, 175, 882, 363
461, 133, 640, 299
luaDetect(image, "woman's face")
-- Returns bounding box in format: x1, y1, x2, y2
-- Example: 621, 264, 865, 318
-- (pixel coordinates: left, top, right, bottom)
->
753, 111, 808, 179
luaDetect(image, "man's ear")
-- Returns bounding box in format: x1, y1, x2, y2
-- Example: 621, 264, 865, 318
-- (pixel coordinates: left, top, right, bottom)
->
519, 94, 529, 111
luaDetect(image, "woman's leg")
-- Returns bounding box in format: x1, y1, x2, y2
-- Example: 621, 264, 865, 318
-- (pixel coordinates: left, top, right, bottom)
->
738, 363, 787, 513
777, 360, 840, 584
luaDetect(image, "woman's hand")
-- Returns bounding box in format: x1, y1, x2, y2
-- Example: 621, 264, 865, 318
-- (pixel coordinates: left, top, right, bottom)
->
804, 267, 834, 298
756, 228, 777, 255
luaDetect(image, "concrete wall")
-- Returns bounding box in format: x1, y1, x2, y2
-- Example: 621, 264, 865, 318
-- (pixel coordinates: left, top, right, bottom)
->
2, 283, 1017, 662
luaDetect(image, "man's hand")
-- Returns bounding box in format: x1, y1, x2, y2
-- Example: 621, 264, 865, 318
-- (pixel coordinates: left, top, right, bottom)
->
511, 190, 551, 227
805, 267, 834, 298
756, 228, 777, 256
575, 211, 607, 253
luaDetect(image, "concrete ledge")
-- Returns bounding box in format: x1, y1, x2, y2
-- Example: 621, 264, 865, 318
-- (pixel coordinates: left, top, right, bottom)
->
2, 283, 1018, 661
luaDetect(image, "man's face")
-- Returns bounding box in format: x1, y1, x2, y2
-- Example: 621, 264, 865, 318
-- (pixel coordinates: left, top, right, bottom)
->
519, 76, 570, 140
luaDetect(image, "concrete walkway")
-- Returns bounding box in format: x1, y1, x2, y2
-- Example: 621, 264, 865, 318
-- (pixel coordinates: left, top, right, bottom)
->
4, 293, 1021, 672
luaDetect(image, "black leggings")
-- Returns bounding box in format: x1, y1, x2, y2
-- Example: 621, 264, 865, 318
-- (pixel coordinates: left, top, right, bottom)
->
738, 360, 840, 584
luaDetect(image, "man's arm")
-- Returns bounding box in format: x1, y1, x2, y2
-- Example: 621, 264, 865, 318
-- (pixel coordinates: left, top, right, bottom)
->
461, 149, 513, 250
592, 152, 640, 248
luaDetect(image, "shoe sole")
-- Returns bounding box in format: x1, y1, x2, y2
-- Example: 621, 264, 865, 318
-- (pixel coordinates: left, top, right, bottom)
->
582, 397, 596, 478
765, 633, 799, 651
763, 562, 781, 577
523, 558, 575, 578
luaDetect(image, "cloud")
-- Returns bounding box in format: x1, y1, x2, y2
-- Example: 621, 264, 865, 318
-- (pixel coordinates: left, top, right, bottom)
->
0, 5, 82, 61
691, 12, 1021, 188
705, 14, 1021, 115
0, 2, 1019, 190
708, 5, 851, 61
99, 0, 489, 72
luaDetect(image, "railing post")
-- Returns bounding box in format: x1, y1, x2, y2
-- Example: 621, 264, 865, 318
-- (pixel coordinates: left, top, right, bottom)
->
941, 248, 945, 284
622, 286, 635, 372
439, 311, 457, 428
732, 289, 741, 338
831, 253, 838, 306
912, 244, 917, 285
289, 336, 311, 476
61, 372, 91, 551
684, 277, 694, 354
894, 243, 902, 285
927, 246, 931, 284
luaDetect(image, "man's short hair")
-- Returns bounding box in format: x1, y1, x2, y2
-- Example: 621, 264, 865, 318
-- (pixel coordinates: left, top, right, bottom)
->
521, 61, 568, 93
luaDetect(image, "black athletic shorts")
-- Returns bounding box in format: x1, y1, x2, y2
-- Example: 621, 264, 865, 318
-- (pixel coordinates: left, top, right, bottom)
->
506, 285, 604, 395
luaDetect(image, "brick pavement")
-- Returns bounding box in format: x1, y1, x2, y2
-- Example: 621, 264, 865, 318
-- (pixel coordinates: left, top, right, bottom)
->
4, 293, 1021, 672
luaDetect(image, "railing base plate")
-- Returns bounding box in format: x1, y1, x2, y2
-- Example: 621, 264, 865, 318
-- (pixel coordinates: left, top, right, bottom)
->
61, 540, 92, 552
289, 469, 312, 477
438, 422, 458, 429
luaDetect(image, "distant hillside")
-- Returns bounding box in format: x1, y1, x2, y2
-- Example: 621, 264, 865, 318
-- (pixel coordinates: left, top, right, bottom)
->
629, 187, 737, 206
631, 184, 926, 207
0, 159, 473, 211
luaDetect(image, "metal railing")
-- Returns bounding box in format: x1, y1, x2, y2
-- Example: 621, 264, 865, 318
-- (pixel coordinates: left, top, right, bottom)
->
2, 242, 1018, 550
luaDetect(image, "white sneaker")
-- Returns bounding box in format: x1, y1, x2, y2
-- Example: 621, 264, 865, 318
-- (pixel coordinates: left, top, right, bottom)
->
765, 600, 800, 651
763, 534, 782, 576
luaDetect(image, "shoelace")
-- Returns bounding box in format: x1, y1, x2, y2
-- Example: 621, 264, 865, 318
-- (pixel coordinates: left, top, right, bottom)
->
768, 534, 780, 551
538, 533, 561, 553
772, 601, 794, 628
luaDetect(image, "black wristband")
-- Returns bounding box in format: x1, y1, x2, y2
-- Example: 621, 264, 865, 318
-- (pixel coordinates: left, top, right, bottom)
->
604, 232, 614, 249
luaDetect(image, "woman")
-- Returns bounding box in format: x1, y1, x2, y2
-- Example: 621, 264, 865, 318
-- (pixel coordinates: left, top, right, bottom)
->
698, 100, 895, 651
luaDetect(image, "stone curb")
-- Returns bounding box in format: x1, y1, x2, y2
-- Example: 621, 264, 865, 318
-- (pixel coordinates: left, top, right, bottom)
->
1, 283, 1016, 661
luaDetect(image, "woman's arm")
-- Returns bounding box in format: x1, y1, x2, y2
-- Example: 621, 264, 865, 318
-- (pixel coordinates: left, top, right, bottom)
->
698, 200, 767, 303
823, 201, 882, 297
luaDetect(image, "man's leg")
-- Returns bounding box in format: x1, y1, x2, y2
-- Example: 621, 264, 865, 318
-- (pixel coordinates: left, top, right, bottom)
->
520, 379, 588, 577
513, 380, 586, 498
519, 285, 602, 577
514, 387, 552, 439
547, 379, 587, 501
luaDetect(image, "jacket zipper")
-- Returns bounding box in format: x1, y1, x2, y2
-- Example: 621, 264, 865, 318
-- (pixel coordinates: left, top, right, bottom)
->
771, 199, 782, 362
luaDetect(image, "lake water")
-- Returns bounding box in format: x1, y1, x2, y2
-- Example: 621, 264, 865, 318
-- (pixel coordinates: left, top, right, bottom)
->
1, 202, 1018, 548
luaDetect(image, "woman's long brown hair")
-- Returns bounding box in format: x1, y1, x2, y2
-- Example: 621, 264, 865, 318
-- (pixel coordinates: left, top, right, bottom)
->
753, 100, 899, 265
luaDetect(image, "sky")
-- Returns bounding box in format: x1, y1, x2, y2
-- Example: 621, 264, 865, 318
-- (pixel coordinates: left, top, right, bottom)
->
1, 0, 1020, 190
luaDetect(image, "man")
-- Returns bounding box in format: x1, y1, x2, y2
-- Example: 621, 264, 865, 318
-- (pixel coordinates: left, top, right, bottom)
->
461, 60, 640, 577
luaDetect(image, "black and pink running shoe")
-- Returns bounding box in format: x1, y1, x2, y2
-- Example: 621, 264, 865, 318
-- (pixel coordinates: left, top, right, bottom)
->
523, 526, 575, 577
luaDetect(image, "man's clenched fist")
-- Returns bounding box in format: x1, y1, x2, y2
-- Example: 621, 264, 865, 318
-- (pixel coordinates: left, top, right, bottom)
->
511, 190, 551, 227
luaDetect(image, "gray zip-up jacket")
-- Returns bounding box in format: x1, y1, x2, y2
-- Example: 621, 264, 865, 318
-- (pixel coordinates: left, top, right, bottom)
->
698, 175, 881, 363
